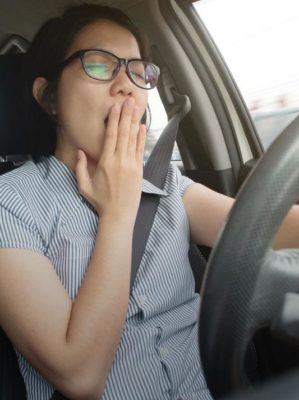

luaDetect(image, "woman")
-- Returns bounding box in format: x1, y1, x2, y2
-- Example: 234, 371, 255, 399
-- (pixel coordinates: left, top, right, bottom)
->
0, 3, 298, 400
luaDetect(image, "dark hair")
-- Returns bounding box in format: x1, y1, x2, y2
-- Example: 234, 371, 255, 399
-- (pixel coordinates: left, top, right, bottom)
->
24, 3, 151, 158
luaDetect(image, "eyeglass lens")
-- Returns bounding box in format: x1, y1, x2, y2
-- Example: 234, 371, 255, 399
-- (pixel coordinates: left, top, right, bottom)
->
83, 50, 158, 89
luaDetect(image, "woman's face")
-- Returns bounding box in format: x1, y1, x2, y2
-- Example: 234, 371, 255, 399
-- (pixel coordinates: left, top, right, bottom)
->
53, 20, 148, 169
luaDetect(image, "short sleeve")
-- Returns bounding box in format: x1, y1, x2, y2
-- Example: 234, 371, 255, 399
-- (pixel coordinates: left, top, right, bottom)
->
0, 183, 45, 254
172, 165, 194, 197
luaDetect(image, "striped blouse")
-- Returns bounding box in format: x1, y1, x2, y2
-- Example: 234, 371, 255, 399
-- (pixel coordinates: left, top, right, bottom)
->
0, 156, 212, 400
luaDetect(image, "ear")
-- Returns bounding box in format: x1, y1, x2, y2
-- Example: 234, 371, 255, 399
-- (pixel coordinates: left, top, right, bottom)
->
32, 77, 48, 105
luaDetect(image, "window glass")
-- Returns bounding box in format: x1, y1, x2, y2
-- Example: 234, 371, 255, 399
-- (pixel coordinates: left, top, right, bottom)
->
193, 0, 299, 149
145, 89, 181, 161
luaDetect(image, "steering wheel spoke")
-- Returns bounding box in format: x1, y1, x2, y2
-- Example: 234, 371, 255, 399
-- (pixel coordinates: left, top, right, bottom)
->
251, 249, 299, 324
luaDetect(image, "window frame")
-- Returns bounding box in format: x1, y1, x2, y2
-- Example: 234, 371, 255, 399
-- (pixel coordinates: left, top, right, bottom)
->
159, 0, 263, 164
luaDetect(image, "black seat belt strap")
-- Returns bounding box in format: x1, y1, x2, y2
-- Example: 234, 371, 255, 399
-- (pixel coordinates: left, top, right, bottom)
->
130, 93, 190, 291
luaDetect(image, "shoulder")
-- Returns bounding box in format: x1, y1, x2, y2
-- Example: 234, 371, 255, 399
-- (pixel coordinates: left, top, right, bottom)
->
0, 160, 44, 192
0, 159, 58, 235
0, 161, 44, 208
164, 164, 195, 197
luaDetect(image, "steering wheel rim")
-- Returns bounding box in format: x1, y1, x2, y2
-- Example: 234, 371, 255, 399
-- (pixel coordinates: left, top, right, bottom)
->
199, 115, 299, 398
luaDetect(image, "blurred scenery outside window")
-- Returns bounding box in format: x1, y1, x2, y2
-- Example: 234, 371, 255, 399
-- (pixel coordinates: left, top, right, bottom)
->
194, 0, 299, 149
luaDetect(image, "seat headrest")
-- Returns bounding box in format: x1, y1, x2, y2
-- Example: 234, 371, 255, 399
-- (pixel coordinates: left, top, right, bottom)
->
0, 53, 31, 156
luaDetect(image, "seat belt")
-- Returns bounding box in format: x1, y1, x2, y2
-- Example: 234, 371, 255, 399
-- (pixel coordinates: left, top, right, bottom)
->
130, 92, 190, 291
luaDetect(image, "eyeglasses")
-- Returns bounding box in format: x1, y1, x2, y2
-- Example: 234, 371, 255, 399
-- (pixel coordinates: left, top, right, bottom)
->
60, 48, 160, 90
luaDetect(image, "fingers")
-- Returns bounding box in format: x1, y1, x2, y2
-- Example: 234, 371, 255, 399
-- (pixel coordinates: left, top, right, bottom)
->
127, 105, 141, 156
102, 103, 120, 155
102, 98, 145, 161
115, 98, 135, 154
136, 124, 146, 164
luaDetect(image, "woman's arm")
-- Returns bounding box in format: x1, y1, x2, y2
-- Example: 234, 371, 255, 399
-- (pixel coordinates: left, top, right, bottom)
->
0, 100, 146, 400
183, 183, 233, 248
183, 182, 299, 250
0, 219, 133, 399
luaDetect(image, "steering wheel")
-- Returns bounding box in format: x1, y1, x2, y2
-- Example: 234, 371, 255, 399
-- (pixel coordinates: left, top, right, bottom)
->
199, 115, 299, 398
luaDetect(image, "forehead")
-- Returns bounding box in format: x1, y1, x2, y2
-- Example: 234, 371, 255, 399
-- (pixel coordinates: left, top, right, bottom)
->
67, 20, 141, 59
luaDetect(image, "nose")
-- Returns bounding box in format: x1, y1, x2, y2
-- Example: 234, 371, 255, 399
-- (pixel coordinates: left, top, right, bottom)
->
110, 65, 134, 96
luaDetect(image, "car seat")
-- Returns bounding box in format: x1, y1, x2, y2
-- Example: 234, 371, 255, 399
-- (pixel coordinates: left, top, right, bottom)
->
0, 51, 30, 400
0, 51, 70, 400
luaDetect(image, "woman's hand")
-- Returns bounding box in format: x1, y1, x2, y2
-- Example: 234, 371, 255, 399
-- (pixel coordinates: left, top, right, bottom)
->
75, 98, 146, 221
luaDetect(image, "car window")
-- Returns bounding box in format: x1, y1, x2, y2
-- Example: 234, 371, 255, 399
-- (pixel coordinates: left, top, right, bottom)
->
193, 0, 299, 150
146, 88, 181, 161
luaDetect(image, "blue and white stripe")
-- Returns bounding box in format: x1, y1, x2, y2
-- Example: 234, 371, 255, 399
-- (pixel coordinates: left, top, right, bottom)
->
0, 156, 212, 400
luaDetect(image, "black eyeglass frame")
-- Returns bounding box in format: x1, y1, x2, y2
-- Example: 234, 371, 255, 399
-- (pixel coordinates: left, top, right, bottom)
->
60, 48, 160, 90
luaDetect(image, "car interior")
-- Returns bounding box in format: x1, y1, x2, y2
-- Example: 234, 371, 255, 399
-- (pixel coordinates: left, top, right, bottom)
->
1, 0, 299, 399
